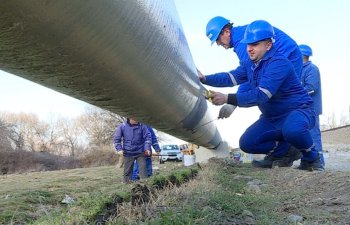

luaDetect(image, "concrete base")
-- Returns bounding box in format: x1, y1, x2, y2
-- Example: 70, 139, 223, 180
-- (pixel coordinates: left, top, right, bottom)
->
194, 141, 230, 163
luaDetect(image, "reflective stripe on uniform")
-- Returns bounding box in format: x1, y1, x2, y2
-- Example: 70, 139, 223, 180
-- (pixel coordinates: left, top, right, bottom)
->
259, 87, 272, 98
228, 72, 237, 86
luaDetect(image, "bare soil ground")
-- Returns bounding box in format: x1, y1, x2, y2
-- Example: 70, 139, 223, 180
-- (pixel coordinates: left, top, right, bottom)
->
261, 149, 350, 224
264, 167, 350, 224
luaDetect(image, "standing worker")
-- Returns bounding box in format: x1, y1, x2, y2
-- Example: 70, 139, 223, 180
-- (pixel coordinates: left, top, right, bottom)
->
202, 20, 324, 171
299, 44, 324, 166
113, 118, 152, 183
131, 126, 161, 180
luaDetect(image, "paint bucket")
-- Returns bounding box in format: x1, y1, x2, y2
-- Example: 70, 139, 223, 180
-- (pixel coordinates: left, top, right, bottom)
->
233, 151, 242, 162
183, 155, 195, 166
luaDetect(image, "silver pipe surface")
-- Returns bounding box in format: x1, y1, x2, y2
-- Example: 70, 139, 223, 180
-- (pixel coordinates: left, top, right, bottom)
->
0, 0, 222, 148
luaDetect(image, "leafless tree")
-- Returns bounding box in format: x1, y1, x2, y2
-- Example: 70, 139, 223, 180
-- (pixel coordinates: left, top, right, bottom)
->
2, 112, 45, 151
339, 110, 350, 126
323, 112, 338, 130
77, 106, 124, 152
55, 118, 82, 157
0, 118, 13, 151
0, 112, 62, 153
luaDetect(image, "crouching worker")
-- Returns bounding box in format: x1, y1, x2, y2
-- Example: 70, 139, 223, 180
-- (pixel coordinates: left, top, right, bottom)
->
114, 117, 152, 183
201, 20, 323, 171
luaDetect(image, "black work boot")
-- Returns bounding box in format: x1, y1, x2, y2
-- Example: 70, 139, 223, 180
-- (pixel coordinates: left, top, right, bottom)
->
252, 146, 302, 168
297, 156, 325, 171
278, 146, 302, 166
252, 155, 283, 168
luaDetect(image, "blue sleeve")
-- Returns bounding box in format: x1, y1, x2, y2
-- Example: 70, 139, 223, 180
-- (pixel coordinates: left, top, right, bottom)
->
205, 63, 248, 87
113, 125, 123, 151
147, 126, 161, 152
143, 125, 152, 151
236, 58, 290, 107
236, 88, 270, 107
303, 64, 320, 96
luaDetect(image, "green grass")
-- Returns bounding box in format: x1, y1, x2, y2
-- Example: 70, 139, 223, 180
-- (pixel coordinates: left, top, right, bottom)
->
141, 160, 289, 225
0, 160, 300, 224
0, 161, 195, 224
0, 166, 129, 224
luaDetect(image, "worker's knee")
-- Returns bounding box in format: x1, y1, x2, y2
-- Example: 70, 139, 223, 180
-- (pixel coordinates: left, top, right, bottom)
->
239, 135, 255, 153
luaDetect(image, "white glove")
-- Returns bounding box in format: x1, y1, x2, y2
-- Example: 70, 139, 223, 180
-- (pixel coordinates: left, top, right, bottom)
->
218, 105, 237, 119
117, 150, 123, 156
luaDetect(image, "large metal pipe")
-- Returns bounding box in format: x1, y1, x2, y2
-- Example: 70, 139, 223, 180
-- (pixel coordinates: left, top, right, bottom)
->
0, 0, 222, 148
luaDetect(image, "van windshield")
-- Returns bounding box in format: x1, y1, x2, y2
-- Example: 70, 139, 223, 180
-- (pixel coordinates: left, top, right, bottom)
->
162, 145, 179, 151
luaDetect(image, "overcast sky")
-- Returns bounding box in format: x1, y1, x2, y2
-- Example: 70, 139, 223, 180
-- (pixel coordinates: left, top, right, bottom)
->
1, 0, 349, 147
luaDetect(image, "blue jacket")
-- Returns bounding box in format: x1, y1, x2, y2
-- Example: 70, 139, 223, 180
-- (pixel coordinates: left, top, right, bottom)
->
147, 126, 161, 153
230, 25, 302, 77
113, 120, 152, 157
301, 61, 322, 115
206, 46, 313, 120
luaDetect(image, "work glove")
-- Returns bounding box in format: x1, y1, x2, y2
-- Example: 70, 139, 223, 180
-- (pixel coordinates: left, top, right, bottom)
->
218, 104, 237, 119
116, 150, 123, 156
144, 149, 151, 157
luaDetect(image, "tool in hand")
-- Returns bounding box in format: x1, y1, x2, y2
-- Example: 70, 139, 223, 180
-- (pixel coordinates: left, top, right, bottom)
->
202, 90, 214, 102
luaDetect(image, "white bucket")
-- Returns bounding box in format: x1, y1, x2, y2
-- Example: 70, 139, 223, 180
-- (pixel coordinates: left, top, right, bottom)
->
183, 155, 195, 166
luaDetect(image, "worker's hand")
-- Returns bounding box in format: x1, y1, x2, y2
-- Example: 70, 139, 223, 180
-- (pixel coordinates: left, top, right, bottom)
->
144, 149, 151, 157
218, 104, 237, 119
117, 150, 123, 156
211, 91, 228, 106
153, 151, 160, 156
197, 68, 206, 83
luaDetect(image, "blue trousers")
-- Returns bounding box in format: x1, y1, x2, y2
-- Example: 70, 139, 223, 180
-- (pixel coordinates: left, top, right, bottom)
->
131, 157, 152, 181
310, 116, 324, 165
239, 109, 319, 161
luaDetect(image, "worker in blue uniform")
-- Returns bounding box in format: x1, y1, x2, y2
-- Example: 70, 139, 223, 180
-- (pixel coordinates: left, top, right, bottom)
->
200, 15, 303, 138
299, 44, 324, 166
199, 20, 324, 171
204, 16, 302, 79
131, 126, 161, 181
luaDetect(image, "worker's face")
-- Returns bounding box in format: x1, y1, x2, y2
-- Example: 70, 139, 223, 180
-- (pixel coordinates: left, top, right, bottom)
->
129, 118, 138, 125
246, 39, 272, 63
302, 55, 309, 64
216, 28, 231, 49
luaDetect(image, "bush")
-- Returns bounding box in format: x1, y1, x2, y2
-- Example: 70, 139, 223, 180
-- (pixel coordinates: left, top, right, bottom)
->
78, 149, 118, 167
0, 150, 80, 174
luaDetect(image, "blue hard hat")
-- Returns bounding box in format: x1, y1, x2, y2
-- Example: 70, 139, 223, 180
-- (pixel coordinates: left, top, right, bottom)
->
299, 44, 313, 56
241, 20, 275, 44
206, 16, 230, 45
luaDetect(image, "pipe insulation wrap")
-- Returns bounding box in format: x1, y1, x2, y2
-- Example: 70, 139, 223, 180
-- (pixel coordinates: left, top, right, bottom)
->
0, 0, 222, 148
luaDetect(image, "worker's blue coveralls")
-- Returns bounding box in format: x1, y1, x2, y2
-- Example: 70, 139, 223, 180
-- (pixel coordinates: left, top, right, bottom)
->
205, 46, 319, 162
114, 120, 152, 183
230, 25, 303, 85
301, 60, 324, 165
131, 126, 161, 180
